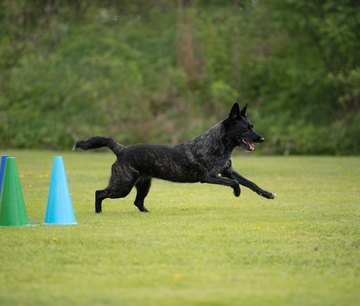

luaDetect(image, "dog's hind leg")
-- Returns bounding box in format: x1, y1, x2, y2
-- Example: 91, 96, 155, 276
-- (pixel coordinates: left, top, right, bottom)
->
95, 186, 134, 213
95, 171, 139, 213
134, 177, 152, 212
95, 189, 109, 213
94, 163, 141, 213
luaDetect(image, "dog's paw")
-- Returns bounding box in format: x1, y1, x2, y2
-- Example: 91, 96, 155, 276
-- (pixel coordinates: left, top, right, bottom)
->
233, 185, 241, 197
258, 190, 276, 199
265, 192, 277, 199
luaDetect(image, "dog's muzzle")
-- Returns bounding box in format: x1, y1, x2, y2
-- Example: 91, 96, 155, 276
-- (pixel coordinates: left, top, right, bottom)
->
242, 139, 255, 151
241, 136, 264, 151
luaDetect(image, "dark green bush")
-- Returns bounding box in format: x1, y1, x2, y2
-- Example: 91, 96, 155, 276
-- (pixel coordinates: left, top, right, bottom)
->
0, 0, 358, 154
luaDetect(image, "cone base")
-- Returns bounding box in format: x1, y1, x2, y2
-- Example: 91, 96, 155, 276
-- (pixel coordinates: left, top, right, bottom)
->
0, 223, 32, 227
44, 222, 77, 225
0, 220, 38, 227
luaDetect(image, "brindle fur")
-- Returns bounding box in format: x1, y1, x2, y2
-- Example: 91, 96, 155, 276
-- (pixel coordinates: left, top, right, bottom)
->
74, 103, 276, 213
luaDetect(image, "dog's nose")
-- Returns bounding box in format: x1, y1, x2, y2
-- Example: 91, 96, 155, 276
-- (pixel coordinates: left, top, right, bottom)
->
259, 136, 265, 143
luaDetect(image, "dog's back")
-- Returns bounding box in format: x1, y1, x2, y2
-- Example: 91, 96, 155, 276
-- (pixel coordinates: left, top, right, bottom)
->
74, 121, 231, 183
117, 144, 201, 182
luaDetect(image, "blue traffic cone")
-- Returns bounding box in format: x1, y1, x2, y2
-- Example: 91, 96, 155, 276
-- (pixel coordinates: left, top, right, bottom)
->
0, 155, 10, 195
44, 156, 77, 225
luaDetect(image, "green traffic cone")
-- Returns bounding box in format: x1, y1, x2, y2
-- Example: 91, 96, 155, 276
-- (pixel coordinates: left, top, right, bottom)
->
0, 157, 29, 226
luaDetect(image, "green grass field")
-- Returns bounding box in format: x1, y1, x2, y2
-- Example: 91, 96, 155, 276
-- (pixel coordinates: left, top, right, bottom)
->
0, 151, 359, 306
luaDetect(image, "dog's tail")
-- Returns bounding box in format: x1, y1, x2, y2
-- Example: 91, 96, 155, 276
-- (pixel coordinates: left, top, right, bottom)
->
73, 137, 124, 156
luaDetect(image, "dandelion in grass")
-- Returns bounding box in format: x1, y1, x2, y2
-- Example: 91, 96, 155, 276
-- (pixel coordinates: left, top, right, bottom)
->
173, 273, 182, 282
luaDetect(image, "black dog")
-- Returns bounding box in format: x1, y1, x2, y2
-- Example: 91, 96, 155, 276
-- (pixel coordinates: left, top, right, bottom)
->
74, 103, 276, 213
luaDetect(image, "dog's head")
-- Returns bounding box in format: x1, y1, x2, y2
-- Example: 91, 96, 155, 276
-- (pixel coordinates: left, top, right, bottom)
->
224, 103, 264, 151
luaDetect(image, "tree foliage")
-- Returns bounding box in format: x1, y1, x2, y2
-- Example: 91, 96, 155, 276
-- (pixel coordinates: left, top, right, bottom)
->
0, 0, 359, 154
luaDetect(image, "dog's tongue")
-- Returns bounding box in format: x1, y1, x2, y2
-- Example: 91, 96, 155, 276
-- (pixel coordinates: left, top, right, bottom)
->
244, 139, 255, 151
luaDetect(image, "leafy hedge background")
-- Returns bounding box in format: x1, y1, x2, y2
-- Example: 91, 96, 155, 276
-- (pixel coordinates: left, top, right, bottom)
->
0, 0, 359, 154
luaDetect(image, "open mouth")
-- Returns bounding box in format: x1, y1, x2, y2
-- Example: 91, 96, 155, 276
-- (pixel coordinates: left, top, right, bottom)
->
242, 139, 255, 151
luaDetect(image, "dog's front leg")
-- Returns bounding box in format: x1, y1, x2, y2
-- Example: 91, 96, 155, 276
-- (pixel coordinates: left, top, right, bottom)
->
201, 175, 240, 197
222, 168, 276, 199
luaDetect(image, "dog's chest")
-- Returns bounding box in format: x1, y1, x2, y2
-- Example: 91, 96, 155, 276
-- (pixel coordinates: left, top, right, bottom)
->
180, 136, 233, 174
198, 151, 231, 174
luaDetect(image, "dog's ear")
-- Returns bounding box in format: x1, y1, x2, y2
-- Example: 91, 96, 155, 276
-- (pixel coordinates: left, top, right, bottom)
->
229, 103, 241, 120
239, 104, 248, 117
